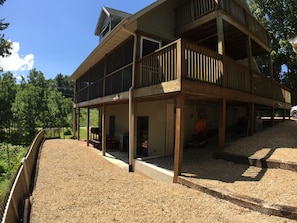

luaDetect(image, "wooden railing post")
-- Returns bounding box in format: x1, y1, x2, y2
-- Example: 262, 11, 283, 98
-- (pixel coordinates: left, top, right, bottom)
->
176, 39, 185, 81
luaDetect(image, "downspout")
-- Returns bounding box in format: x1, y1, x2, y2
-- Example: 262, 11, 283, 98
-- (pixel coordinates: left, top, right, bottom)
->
122, 23, 137, 172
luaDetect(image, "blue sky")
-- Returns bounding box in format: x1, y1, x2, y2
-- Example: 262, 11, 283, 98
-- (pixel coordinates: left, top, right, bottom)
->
0, 0, 155, 80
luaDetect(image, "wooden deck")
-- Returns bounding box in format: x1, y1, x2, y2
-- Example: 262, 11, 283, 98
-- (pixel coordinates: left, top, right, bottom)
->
136, 39, 291, 108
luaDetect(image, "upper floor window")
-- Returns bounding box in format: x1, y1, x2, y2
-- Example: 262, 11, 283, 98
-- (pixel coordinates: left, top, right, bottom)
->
140, 36, 161, 57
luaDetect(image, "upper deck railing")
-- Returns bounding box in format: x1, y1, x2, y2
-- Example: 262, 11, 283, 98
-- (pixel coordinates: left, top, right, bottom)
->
136, 39, 291, 104
175, 0, 269, 45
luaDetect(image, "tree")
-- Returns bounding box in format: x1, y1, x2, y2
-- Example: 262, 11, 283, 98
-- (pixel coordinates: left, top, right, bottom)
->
0, 0, 12, 62
248, 0, 297, 103
52, 73, 74, 98
0, 72, 16, 130
11, 69, 74, 142
44, 90, 73, 128
12, 84, 42, 142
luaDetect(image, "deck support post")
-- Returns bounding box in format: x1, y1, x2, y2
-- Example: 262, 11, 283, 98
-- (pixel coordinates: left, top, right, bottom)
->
218, 98, 226, 150
102, 105, 106, 156
248, 103, 255, 136
271, 106, 275, 127
129, 93, 136, 172
87, 108, 90, 146
98, 108, 101, 130
72, 107, 77, 139
173, 94, 185, 183
77, 108, 80, 140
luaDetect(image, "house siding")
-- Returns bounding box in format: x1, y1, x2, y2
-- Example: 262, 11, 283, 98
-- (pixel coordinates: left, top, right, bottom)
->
137, 0, 177, 41
106, 104, 129, 137
137, 100, 174, 156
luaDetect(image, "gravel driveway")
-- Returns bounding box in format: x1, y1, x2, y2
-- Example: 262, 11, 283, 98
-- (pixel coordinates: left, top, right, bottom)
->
30, 120, 297, 222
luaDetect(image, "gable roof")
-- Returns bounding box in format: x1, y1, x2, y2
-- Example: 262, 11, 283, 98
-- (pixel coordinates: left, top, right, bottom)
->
94, 7, 131, 36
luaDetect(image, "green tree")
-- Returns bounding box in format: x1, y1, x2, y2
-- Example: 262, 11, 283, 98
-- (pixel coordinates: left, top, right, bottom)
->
52, 73, 74, 98
248, 0, 297, 103
11, 69, 74, 141
43, 90, 72, 128
0, 72, 16, 140
0, 0, 12, 62
27, 69, 49, 127
12, 83, 41, 142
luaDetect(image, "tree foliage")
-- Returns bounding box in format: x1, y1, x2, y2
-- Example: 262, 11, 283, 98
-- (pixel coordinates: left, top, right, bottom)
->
0, 72, 16, 130
53, 73, 74, 98
0, 0, 12, 61
248, 0, 297, 103
0, 70, 74, 144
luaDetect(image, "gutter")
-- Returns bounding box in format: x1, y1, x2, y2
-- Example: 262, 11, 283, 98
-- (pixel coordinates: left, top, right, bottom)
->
122, 22, 137, 172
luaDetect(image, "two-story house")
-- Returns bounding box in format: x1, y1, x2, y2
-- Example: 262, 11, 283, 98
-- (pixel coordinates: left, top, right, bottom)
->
71, 0, 291, 182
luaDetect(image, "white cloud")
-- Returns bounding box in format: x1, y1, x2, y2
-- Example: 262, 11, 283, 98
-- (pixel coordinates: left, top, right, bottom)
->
0, 41, 34, 72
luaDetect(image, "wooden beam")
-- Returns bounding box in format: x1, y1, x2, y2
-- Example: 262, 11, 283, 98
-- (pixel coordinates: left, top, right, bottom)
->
182, 80, 292, 110
221, 13, 270, 52
218, 98, 226, 149
176, 10, 219, 36
173, 94, 185, 183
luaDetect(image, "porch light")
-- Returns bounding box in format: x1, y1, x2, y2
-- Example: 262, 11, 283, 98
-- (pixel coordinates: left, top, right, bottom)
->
113, 94, 120, 101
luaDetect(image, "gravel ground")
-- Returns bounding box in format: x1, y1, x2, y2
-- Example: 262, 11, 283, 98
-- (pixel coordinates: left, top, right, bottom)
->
30, 120, 297, 223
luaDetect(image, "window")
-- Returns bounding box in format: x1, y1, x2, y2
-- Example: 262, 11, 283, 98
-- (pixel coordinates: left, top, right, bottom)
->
140, 36, 161, 57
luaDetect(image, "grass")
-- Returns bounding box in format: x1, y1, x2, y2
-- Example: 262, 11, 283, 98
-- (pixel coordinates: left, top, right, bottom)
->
59, 108, 99, 141
0, 178, 10, 203
0, 144, 28, 205
79, 108, 99, 127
